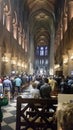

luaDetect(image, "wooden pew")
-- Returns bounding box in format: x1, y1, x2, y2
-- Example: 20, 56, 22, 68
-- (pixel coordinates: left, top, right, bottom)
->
16, 96, 57, 130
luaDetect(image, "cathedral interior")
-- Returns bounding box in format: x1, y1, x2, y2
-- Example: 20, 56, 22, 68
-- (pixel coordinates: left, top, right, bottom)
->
0, 1, 73, 130
0, 0, 73, 77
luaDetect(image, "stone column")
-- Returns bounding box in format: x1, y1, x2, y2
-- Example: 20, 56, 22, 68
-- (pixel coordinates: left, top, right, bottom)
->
24, 39, 28, 52
68, 0, 73, 21
6, 14, 11, 32
2, 53, 11, 75
6, 53, 11, 75
63, 14, 68, 50
11, 56, 17, 72
0, 47, 2, 76
63, 14, 67, 33
29, 36, 34, 74
68, 50, 73, 76
63, 54, 68, 76
18, 27, 22, 45
68, 0, 73, 45
60, 25, 63, 41
22, 36, 24, 49
49, 34, 55, 75
13, 24, 17, 39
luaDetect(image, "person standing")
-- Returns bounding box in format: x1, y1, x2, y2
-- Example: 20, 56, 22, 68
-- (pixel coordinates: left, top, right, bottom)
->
3, 76, 12, 103
14, 75, 22, 96
40, 78, 51, 98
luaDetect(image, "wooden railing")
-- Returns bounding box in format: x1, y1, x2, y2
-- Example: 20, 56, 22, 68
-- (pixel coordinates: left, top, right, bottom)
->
16, 96, 57, 130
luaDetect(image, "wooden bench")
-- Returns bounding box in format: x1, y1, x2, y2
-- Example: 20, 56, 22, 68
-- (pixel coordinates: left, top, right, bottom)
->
16, 96, 57, 130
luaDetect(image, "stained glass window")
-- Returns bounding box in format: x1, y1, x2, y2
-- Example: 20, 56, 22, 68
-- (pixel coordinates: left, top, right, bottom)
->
45, 46, 48, 56
36, 46, 39, 55
40, 47, 44, 56
36, 46, 48, 56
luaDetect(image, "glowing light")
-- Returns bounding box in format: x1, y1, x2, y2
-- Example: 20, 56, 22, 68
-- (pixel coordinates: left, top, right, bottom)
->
54, 64, 60, 69
2, 56, 9, 62
11, 60, 16, 65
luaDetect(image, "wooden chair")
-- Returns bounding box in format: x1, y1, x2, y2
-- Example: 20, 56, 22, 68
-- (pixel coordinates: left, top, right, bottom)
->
16, 96, 57, 130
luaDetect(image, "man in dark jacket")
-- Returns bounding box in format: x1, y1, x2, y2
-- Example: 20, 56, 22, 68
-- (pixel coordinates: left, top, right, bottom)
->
40, 78, 51, 98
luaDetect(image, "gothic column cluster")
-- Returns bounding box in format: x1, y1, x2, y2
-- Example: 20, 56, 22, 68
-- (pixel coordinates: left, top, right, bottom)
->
0, 0, 29, 76
54, 0, 73, 77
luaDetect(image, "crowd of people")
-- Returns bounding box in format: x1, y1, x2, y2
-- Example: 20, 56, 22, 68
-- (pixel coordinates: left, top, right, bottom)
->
0, 73, 73, 102
0, 72, 73, 130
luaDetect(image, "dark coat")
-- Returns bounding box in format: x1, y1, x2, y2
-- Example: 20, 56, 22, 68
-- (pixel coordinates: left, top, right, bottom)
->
0, 97, 8, 122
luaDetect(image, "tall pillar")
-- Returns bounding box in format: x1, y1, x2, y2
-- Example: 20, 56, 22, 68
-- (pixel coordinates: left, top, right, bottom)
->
5, 53, 11, 75
0, 47, 2, 76
63, 14, 67, 33
68, 0, 73, 21
13, 24, 17, 39
11, 56, 17, 72
49, 34, 55, 75
68, 0, 73, 45
68, 50, 73, 76
6, 14, 11, 32
63, 54, 68, 76
29, 35, 34, 74
60, 25, 63, 41
63, 14, 68, 50
1, 53, 11, 75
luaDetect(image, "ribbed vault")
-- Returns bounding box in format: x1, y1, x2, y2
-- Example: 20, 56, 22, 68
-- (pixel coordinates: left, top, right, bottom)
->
26, 1, 56, 48
22, 0, 59, 74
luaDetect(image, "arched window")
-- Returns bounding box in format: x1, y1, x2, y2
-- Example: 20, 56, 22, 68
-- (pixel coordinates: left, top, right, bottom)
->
45, 46, 48, 56
3, 3, 11, 31
40, 47, 44, 56
12, 12, 18, 39
36, 46, 48, 56
36, 46, 39, 55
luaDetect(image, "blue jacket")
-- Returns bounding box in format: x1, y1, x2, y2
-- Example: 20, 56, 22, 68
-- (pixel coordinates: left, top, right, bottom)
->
14, 77, 22, 87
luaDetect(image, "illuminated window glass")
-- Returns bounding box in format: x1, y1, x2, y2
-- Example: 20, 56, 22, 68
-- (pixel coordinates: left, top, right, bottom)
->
40, 47, 44, 56
36, 59, 39, 65
40, 59, 42, 64
45, 59, 48, 65
36, 46, 48, 56
36, 46, 39, 55
45, 46, 48, 56
42, 59, 44, 64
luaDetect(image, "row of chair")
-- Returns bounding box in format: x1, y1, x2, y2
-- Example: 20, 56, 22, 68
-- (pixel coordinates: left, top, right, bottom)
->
16, 96, 57, 130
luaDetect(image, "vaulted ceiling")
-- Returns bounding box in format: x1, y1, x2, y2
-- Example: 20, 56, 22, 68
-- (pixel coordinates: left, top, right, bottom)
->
21, 0, 60, 48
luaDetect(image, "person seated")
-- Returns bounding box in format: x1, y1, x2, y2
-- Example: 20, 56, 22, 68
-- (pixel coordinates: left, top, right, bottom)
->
40, 78, 51, 98
57, 102, 73, 130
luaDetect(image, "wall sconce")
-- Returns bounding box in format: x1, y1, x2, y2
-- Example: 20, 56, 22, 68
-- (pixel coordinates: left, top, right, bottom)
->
54, 64, 60, 69
17, 62, 21, 67
24, 64, 27, 69
21, 63, 24, 67
63, 59, 68, 64
11, 60, 16, 65
70, 55, 73, 60
2, 56, 9, 62
49, 68, 54, 75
